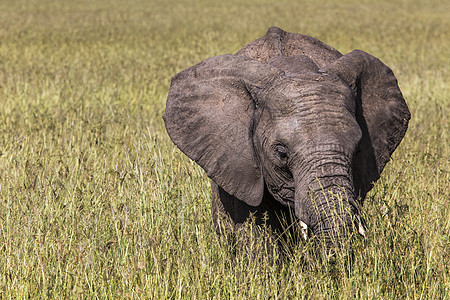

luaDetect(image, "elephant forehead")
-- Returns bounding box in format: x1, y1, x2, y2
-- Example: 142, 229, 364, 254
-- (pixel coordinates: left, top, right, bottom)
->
264, 75, 355, 115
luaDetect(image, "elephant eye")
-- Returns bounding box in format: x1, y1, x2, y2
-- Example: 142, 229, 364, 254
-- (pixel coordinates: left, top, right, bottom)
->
275, 145, 288, 161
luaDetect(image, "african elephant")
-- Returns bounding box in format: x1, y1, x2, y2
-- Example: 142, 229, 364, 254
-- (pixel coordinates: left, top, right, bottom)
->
163, 27, 410, 250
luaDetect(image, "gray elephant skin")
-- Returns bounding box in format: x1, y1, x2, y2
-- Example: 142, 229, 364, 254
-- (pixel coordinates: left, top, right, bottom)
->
163, 27, 410, 250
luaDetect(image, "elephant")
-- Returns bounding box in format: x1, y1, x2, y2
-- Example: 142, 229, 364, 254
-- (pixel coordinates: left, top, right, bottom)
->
163, 27, 410, 251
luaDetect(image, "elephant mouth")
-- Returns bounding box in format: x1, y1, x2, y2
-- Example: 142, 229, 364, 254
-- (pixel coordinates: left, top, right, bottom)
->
305, 183, 368, 244
266, 175, 367, 242
267, 182, 295, 209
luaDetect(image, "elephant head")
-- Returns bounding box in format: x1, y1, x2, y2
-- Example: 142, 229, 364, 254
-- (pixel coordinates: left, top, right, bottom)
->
164, 27, 410, 249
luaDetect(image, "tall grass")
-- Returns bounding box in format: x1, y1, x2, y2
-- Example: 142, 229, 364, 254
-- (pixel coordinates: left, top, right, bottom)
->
0, 0, 448, 298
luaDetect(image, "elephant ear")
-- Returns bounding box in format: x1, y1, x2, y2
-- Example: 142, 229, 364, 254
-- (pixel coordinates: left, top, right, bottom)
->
164, 54, 282, 206
325, 50, 411, 199
236, 27, 343, 68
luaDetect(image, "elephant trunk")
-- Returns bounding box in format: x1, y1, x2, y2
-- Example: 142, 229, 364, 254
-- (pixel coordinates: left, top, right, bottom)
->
294, 152, 360, 251
307, 184, 355, 250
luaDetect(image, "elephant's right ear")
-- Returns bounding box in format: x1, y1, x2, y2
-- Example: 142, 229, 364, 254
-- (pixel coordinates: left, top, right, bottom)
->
164, 55, 281, 206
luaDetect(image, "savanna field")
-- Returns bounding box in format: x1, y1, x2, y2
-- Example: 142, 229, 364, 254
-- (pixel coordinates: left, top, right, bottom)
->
0, 0, 448, 298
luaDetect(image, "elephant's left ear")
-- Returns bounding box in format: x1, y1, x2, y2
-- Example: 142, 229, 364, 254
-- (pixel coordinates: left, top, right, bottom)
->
325, 50, 411, 199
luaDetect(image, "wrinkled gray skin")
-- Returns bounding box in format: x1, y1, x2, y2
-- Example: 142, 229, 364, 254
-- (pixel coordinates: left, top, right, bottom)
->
164, 27, 410, 250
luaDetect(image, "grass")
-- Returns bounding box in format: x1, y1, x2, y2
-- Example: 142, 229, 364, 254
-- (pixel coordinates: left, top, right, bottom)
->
0, 0, 448, 298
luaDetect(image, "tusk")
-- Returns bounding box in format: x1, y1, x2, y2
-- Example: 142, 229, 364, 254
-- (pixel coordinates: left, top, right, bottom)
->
300, 220, 308, 240
357, 215, 366, 237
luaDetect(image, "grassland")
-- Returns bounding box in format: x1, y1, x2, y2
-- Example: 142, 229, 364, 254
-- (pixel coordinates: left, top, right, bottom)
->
0, 0, 448, 298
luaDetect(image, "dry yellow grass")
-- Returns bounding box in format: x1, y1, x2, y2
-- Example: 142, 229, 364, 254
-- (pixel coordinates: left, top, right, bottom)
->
0, 0, 448, 298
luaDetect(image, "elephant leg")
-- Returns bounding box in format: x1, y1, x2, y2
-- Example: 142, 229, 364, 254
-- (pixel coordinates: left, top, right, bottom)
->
211, 181, 296, 234
211, 181, 262, 234
211, 181, 234, 236
211, 182, 275, 261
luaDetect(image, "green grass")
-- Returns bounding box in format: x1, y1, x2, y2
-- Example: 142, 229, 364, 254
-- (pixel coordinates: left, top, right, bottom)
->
0, 0, 448, 298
